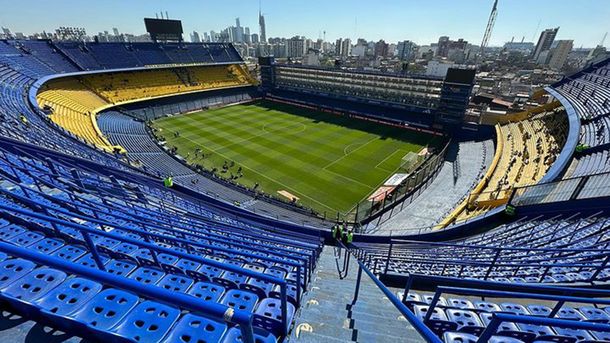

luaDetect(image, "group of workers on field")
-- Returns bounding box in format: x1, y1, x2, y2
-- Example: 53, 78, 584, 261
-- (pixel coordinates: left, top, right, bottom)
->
332, 222, 353, 245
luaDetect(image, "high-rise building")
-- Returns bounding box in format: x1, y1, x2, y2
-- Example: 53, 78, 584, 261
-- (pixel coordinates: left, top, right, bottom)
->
548, 40, 573, 70
112, 28, 120, 36
244, 27, 251, 44
259, 11, 267, 44
251, 33, 259, 44
374, 40, 389, 58
235, 18, 243, 43
335, 38, 351, 57
286, 36, 306, 58
190, 31, 201, 43
532, 27, 559, 61
397, 40, 417, 61
437, 36, 450, 57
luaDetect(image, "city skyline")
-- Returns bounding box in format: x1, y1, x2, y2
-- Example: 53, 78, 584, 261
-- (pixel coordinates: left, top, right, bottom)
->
0, 0, 608, 48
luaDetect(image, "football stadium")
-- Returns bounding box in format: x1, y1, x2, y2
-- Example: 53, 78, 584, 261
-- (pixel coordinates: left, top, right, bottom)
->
0, 1, 609, 342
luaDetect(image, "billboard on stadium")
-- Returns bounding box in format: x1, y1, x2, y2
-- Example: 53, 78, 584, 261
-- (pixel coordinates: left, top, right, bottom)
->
144, 18, 183, 42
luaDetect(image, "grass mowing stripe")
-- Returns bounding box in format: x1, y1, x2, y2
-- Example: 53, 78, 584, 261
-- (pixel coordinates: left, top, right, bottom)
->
153, 100, 442, 215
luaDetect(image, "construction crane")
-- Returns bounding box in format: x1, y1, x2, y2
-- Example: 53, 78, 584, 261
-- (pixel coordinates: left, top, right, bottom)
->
479, 0, 499, 62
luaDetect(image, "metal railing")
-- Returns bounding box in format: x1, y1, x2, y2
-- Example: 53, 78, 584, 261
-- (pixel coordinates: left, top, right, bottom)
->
0, 202, 293, 336
0, 240, 259, 343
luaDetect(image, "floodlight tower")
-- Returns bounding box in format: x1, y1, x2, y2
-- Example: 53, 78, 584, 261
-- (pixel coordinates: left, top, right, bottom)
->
479, 0, 498, 62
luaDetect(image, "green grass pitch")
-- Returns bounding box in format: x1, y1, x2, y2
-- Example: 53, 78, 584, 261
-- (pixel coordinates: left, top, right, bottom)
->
152, 100, 443, 216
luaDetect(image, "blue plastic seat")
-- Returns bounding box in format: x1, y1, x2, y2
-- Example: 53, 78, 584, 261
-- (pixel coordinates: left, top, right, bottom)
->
129, 267, 165, 285
51, 244, 87, 261
243, 263, 266, 274
157, 274, 194, 293
253, 298, 296, 333
474, 300, 502, 312
264, 268, 287, 280
527, 304, 552, 316
221, 327, 277, 343
132, 248, 157, 266
161, 313, 227, 343
413, 304, 457, 336
579, 306, 610, 322
1, 267, 67, 316
516, 323, 555, 337
0, 224, 26, 240
91, 234, 120, 252
0, 258, 36, 288
157, 253, 179, 266
175, 258, 201, 273
553, 327, 594, 341
187, 281, 225, 302
443, 332, 525, 343
68, 288, 139, 332
105, 259, 138, 277
110, 300, 180, 343
446, 309, 484, 334
241, 277, 273, 299
448, 298, 475, 310
220, 289, 259, 312
36, 277, 103, 318
6, 230, 45, 247
0, 252, 8, 262
112, 242, 139, 259
479, 311, 534, 341
214, 271, 247, 290
501, 303, 530, 315
270, 283, 298, 306
187, 264, 222, 282
556, 307, 586, 320
29, 237, 64, 254
75, 253, 110, 269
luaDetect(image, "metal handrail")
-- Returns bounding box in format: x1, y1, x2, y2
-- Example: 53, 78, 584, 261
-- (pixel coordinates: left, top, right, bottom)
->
0, 240, 257, 343
0, 202, 292, 335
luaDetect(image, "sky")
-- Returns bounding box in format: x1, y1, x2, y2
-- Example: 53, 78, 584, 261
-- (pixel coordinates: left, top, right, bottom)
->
0, 0, 608, 48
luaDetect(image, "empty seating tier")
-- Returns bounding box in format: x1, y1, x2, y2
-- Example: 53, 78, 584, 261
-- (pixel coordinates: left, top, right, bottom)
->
439, 108, 567, 226
35, 65, 254, 153
0, 137, 322, 342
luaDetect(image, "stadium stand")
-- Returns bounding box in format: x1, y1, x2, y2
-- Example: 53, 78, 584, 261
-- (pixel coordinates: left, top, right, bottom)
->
0, 135, 322, 342
83, 64, 253, 104
395, 275, 610, 342
36, 77, 118, 152
35, 64, 253, 153
372, 139, 494, 234
356, 212, 610, 283
438, 108, 568, 226
3, 35, 610, 342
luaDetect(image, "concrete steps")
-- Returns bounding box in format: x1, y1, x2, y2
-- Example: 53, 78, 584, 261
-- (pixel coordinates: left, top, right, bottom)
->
289, 247, 424, 342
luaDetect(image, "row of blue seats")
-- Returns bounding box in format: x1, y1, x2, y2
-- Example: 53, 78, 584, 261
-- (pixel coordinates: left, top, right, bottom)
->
571, 150, 610, 177
0, 134, 322, 341
51, 41, 242, 70
393, 274, 610, 343
580, 115, 610, 147
353, 214, 610, 284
